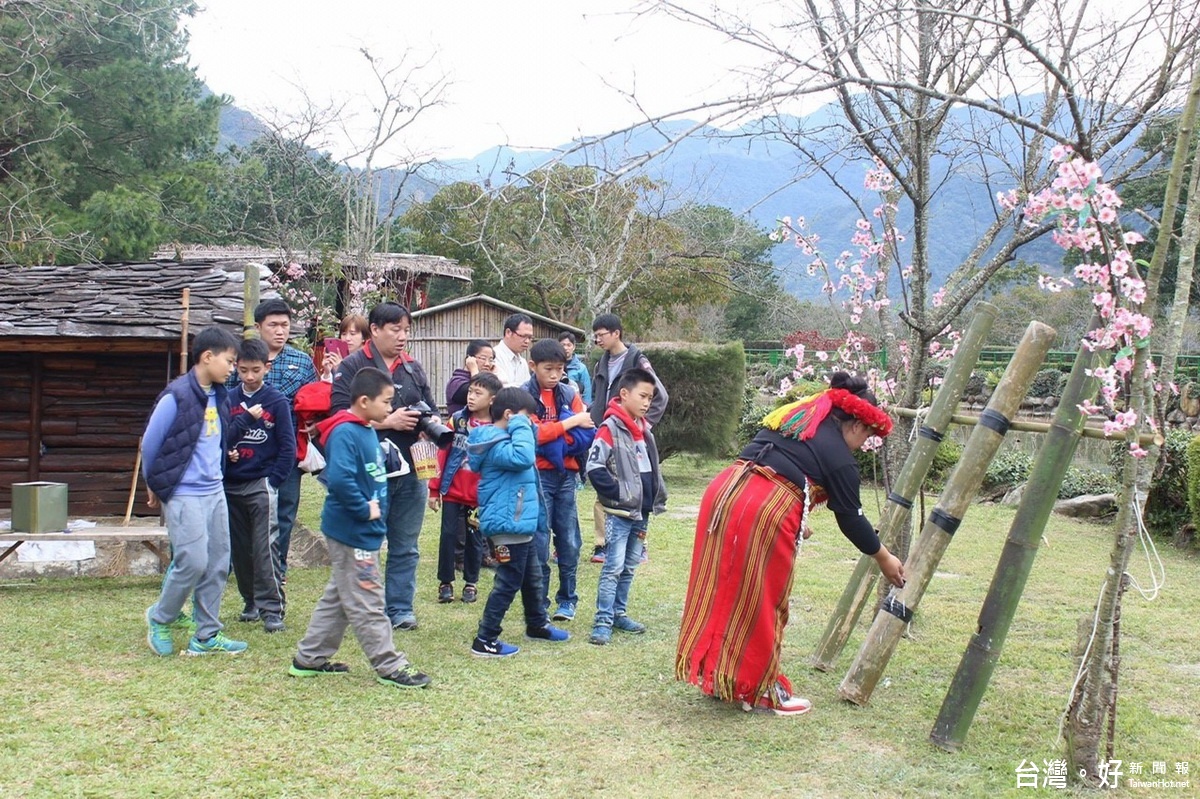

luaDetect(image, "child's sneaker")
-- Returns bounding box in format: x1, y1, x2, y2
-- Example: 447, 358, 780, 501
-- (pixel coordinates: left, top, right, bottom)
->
376, 665, 432, 689
525, 624, 570, 642
461, 584, 478, 603
145, 604, 174, 657
437, 583, 454, 603
613, 615, 646, 634
289, 658, 350, 677
589, 625, 612, 646
239, 605, 260, 622
471, 637, 519, 658
183, 632, 248, 656
590, 546, 606, 564
551, 603, 575, 622
166, 610, 196, 632
262, 614, 285, 633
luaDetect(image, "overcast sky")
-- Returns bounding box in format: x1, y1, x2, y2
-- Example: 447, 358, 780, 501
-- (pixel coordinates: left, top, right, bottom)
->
185, 1, 766, 163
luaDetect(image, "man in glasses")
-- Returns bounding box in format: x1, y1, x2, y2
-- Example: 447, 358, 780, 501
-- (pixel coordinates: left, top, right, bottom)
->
492, 313, 535, 388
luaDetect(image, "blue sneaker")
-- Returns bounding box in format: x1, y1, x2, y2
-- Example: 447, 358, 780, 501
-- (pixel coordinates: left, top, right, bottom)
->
589, 625, 612, 646
613, 615, 646, 634
145, 604, 174, 657
167, 611, 197, 632
184, 632, 248, 656
526, 624, 570, 642
471, 637, 519, 658
551, 603, 575, 622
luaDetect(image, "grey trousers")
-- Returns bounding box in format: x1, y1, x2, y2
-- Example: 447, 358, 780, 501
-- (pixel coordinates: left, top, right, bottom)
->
225, 478, 284, 616
295, 536, 408, 677
152, 490, 230, 640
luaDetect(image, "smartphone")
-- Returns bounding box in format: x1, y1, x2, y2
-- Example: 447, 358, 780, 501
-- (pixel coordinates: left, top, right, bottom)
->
323, 337, 350, 358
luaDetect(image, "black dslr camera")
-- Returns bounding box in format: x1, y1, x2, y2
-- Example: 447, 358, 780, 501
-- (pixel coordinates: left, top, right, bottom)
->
407, 401, 455, 447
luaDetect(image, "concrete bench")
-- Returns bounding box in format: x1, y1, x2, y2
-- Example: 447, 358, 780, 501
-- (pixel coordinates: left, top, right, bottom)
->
0, 526, 170, 570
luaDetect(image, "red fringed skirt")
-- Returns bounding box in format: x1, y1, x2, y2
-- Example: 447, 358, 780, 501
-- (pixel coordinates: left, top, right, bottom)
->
675, 460, 822, 706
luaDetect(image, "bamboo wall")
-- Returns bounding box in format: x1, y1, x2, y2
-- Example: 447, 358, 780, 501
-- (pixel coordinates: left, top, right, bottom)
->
0, 347, 177, 517
410, 301, 577, 408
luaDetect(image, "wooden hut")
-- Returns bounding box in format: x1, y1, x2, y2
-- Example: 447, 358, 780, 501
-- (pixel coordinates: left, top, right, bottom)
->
410, 294, 586, 408
0, 261, 260, 516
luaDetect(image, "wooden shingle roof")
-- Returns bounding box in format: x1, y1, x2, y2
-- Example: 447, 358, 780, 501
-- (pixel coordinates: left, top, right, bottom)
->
0, 261, 260, 339
153, 246, 471, 281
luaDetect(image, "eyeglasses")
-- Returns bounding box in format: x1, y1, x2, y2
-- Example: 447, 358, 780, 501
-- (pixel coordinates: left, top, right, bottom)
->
516, 333, 534, 341
593, 330, 611, 343
475, 355, 495, 363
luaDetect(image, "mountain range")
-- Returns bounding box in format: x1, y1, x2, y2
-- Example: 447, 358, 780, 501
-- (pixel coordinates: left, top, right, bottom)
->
217, 98, 1069, 299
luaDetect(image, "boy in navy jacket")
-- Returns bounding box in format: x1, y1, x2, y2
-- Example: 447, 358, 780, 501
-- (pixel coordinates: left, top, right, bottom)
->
289, 368, 431, 690
467, 387, 570, 658
225, 338, 296, 633
143, 327, 246, 657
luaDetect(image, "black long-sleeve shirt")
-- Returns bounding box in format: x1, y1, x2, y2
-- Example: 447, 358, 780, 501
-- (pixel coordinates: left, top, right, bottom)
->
739, 420, 880, 555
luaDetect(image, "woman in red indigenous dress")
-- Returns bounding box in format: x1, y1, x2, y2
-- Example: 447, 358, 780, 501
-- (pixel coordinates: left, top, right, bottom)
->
676, 372, 907, 716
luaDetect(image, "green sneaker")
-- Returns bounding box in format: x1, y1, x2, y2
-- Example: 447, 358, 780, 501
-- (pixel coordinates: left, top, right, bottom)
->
145, 604, 174, 657
289, 658, 350, 677
166, 611, 196, 632
183, 632, 248, 656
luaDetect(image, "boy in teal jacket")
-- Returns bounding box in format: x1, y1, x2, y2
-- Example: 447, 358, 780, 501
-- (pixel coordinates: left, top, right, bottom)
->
289, 367, 431, 689
467, 387, 570, 657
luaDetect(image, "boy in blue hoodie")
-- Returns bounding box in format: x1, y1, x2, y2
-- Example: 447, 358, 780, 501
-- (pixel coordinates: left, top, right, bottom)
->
143, 327, 246, 657
467, 387, 570, 658
225, 338, 296, 633
289, 367, 431, 689
584, 368, 667, 646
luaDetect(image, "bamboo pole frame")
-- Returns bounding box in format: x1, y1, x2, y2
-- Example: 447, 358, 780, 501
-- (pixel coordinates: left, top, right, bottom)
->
890, 408, 1162, 447
811, 302, 999, 671
929, 318, 1102, 750
838, 321, 1056, 706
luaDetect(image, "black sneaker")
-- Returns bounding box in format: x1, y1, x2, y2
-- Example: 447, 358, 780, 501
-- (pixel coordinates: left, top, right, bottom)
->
471, 637, 519, 658
289, 658, 350, 677
437, 583, 454, 603
262, 614, 285, 633
376, 665, 431, 689
239, 606, 260, 622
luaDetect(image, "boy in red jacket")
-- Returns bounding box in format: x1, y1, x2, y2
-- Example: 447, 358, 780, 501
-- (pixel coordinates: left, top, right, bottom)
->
429, 372, 503, 603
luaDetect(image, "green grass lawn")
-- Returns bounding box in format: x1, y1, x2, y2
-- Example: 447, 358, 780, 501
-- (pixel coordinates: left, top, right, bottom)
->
1, 457, 1196, 798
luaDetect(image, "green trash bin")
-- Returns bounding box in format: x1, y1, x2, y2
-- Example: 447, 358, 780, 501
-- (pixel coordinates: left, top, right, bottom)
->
11, 481, 69, 533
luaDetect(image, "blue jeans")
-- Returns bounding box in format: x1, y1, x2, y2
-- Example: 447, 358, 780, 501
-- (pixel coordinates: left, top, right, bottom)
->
384, 470, 426, 624
274, 464, 303, 571
477, 540, 548, 642
538, 470, 581, 608
594, 514, 646, 628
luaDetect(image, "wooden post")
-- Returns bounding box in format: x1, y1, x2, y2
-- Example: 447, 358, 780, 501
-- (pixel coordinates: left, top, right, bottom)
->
929, 318, 1100, 750
123, 441, 143, 526
244, 264, 260, 339
179, 287, 190, 376
838, 321, 1056, 705
812, 302, 998, 671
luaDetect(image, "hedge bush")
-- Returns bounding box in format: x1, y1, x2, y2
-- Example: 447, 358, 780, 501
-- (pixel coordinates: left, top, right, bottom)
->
641, 341, 745, 460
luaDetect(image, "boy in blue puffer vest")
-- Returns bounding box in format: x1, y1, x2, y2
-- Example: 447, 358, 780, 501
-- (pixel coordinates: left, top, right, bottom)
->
522, 339, 596, 623
467, 387, 570, 658
142, 327, 245, 657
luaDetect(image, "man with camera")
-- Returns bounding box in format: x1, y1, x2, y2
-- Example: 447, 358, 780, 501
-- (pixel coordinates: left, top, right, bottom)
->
330, 301, 444, 631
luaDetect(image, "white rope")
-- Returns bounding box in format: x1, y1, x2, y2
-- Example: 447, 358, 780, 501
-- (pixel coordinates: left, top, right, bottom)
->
1056, 578, 1108, 746
1125, 490, 1165, 601
908, 405, 929, 443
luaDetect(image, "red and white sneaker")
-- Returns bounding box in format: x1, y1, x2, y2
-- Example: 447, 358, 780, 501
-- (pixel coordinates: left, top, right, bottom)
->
742, 680, 813, 716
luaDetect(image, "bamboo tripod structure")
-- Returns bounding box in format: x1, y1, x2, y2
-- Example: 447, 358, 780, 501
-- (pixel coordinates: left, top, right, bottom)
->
812, 302, 999, 670
929, 320, 1102, 750
838, 321, 1056, 705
